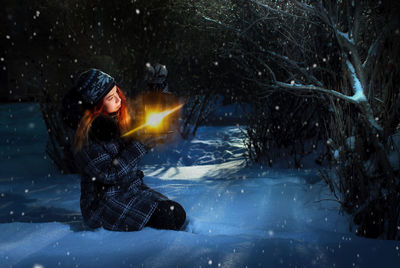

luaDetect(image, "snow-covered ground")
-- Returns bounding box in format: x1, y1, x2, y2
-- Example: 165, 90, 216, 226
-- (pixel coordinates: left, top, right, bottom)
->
1, 103, 400, 268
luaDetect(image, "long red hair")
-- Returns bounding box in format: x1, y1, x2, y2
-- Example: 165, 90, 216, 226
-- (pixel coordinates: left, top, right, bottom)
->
73, 87, 132, 153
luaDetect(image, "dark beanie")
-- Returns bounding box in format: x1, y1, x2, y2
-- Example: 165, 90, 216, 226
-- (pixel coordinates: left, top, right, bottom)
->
74, 69, 116, 106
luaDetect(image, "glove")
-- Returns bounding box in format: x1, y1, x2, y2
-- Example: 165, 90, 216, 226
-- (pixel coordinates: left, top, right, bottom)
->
136, 170, 144, 180
145, 63, 169, 93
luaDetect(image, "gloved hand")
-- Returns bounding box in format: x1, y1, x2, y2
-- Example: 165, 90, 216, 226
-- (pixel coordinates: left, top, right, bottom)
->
136, 170, 144, 180
145, 63, 169, 93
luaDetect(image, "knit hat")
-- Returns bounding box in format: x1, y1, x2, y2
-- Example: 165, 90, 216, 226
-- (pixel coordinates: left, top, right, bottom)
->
61, 69, 116, 130
75, 68, 116, 106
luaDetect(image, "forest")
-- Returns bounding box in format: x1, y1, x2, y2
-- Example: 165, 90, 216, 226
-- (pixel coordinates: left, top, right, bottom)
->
1, 0, 400, 267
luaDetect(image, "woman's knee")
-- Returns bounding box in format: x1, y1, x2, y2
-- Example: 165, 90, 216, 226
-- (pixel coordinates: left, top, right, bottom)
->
151, 200, 186, 230
169, 201, 186, 229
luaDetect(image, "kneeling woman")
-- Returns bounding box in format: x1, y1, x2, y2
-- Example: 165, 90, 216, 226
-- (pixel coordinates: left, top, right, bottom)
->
68, 68, 186, 231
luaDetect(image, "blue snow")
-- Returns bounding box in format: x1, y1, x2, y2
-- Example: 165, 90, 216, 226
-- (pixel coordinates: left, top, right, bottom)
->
0, 103, 399, 268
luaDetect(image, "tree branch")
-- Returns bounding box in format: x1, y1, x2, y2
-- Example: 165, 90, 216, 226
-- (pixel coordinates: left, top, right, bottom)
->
275, 81, 359, 104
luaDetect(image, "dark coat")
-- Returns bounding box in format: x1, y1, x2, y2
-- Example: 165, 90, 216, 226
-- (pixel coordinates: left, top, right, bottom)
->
74, 114, 168, 231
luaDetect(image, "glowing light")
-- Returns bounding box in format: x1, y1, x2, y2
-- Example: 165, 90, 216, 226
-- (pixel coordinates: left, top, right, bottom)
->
147, 111, 168, 128
121, 104, 183, 137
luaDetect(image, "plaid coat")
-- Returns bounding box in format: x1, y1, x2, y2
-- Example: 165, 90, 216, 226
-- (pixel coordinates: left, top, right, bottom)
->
74, 117, 168, 231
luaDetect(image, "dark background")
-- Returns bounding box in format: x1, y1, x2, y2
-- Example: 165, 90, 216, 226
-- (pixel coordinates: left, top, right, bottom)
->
0, 0, 232, 102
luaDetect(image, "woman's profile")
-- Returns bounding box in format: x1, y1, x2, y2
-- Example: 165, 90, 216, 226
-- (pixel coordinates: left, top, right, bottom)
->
63, 68, 187, 231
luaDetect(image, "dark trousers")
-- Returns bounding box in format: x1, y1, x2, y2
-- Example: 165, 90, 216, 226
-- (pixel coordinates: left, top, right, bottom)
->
145, 200, 186, 230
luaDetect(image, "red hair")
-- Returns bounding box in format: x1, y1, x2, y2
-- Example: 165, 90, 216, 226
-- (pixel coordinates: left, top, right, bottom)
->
73, 87, 132, 153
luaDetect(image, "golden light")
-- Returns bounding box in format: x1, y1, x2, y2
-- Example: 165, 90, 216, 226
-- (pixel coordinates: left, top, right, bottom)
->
121, 103, 183, 137
147, 111, 169, 128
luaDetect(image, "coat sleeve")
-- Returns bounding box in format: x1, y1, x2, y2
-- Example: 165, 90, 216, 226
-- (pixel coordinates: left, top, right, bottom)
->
77, 140, 147, 185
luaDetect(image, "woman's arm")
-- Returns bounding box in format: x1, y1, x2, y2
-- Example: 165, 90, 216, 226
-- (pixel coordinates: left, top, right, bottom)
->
77, 140, 147, 185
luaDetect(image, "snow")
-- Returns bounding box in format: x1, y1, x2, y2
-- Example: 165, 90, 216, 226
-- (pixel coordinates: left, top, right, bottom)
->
268, 51, 289, 61
346, 60, 367, 103
345, 60, 383, 132
333, 149, 340, 160
337, 30, 355, 44
1, 103, 400, 268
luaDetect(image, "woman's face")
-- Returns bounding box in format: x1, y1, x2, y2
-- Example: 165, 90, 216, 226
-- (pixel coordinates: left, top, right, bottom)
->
103, 86, 121, 114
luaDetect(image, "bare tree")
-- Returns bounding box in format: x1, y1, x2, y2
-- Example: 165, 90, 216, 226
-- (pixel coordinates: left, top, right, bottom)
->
193, 0, 400, 239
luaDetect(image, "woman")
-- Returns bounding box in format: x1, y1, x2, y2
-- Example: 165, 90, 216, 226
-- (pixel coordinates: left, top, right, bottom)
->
67, 68, 186, 231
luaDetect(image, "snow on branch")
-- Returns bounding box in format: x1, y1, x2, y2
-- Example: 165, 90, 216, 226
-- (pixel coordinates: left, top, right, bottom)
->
275, 80, 381, 133
201, 15, 223, 25
345, 60, 383, 132
267, 51, 323, 87
345, 60, 366, 102
275, 81, 359, 104
250, 0, 309, 20
336, 30, 354, 45
293, 0, 314, 12
199, 13, 241, 34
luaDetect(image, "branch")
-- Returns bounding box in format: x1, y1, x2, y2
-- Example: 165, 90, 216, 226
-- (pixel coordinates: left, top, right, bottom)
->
363, 18, 399, 74
267, 51, 323, 87
201, 15, 223, 26
293, 0, 314, 13
345, 60, 367, 102
198, 13, 240, 33
251, 0, 309, 20
275, 81, 359, 104
345, 61, 383, 132
239, 15, 273, 37
352, 1, 361, 42
363, 35, 382, 72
